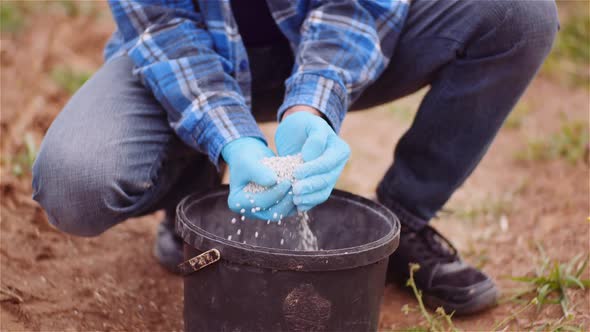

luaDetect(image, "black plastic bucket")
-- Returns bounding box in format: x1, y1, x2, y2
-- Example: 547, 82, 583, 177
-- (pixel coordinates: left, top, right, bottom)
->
176, 186, 400, 332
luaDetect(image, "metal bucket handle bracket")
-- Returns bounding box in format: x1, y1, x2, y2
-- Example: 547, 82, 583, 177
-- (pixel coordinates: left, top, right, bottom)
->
178, 249, 220, 276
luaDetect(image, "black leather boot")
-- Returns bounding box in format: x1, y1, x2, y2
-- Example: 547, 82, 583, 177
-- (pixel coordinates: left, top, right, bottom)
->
388, 224, 499, 315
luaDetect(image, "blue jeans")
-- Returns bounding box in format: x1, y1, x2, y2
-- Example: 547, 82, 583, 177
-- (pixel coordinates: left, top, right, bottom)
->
33, 0, 558, 236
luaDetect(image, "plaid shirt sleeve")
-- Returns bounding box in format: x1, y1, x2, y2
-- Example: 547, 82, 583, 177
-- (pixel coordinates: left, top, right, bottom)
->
277, 0, 409, 133
107, 0, 265, 168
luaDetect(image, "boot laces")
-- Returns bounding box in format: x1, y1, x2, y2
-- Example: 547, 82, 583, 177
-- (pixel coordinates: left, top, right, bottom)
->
404, 225, 458, 265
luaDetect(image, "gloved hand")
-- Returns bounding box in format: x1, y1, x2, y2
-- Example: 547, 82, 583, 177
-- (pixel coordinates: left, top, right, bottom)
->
275, 111, 351, 212
221, 137, 295, 220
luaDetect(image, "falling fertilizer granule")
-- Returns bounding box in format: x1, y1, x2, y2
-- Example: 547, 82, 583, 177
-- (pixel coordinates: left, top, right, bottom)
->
226, 154, 320, 251
294, 211, 319, 251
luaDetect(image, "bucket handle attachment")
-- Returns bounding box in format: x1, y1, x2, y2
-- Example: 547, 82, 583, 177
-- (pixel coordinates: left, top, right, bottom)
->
178, 249, 220, 276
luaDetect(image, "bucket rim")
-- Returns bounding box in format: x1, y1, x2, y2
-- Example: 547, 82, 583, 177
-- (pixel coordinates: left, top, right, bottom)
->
176, 185, 400, 271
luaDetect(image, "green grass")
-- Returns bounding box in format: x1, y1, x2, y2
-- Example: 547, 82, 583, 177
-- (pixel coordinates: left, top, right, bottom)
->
550, 120, 589, 163
462, 244, 489, 270
0, 1, 25, 33
493, 297, 539, 331
52, 0, 100, 18
541, 5, 590, 88
533, 316, 586, 332
505, 244, 590, 319
50, 66, 92, 95
553, 12, 590, 66
0, 0, 99, 32
447, 195, 513, 224
401, 264, 460, 332
515, 140, 547, 162
505, 101, 531, 130
56, 0, 79, 17
497, 243, 590, 330
515, 119, 589, 164
397, 327, 429, 332
6, 133, 37, 177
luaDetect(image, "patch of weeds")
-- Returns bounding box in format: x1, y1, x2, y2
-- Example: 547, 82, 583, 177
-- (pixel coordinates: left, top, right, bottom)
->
397, 327, 429, 332
0, 1, 25, 33
550, 120, 589, 164
493, 297, 539, 331
401, 264, 460, 332
505, 243, 590, 319
513, 177, 530, 196
515, 139, 548, 162
541, 9, 590, 88
52, 0, 99, 18
8, 133, 37, 177
554, 12, 590, 66
450, 195, 513, 224
56, 0, 78, 17
515, 119, 589, 164
462, 243, 489, 269
50, 66, 92, 95
532, 315, 586, 332
504, 101, 530, 130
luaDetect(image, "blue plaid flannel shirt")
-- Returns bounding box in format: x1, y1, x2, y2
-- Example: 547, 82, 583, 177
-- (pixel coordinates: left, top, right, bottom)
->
105, 0, 409, 167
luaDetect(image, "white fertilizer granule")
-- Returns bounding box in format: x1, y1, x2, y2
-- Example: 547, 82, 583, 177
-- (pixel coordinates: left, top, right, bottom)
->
244, 154, 304, 193
226, 154, 320, 251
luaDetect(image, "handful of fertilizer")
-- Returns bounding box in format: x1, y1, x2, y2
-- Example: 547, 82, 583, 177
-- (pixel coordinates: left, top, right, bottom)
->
235, 154, 319, 250
244, 154, 304, 193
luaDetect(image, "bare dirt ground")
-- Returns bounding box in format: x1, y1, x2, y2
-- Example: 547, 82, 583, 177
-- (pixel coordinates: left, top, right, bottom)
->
1, 2, 589, 331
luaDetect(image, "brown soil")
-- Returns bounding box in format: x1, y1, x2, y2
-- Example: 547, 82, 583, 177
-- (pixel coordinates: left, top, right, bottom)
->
1, 3, 589, 331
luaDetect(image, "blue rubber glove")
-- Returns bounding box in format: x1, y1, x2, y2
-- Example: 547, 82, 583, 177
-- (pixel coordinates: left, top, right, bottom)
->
221, 137, 295, 220
275, 111, 351, 212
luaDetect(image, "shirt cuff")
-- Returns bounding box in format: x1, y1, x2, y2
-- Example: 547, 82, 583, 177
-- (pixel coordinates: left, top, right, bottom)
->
190, 105, 266, 169
277, 73, 348, 133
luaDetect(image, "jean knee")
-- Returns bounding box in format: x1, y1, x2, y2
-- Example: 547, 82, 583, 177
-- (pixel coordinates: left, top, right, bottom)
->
32, 140, 120, 237
513, 0, 559, 54
466, 0, 559, 61
507, 0, 558, 54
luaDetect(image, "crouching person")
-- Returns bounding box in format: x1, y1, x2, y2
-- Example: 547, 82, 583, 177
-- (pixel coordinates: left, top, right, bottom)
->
33, 0, 558, 315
